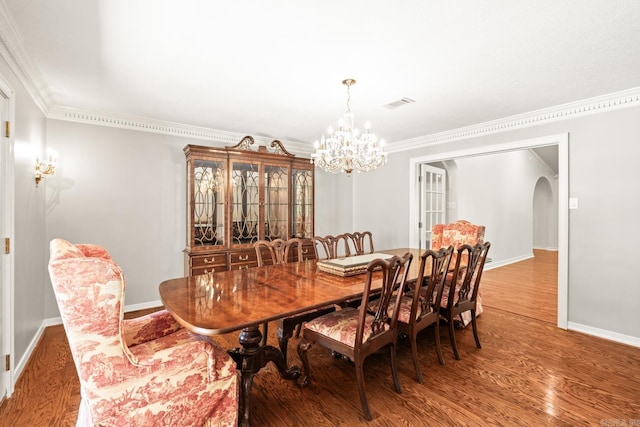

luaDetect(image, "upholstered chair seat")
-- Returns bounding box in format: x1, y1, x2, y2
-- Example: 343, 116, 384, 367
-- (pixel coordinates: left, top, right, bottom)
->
303, 307, 390, 347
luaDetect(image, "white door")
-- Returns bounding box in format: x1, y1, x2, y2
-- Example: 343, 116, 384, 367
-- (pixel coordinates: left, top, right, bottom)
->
0, 76, 14, 399
418, 164, 446, 250
0, 107, 5, 400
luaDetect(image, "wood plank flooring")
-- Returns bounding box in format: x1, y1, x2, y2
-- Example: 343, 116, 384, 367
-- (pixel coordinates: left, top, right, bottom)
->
481, 249, 558, 324
2, 250, 640, 426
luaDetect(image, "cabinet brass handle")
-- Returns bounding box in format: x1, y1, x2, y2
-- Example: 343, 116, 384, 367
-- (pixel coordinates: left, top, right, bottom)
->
239, 254, 249, 261
302, 248, 308, 254
239, 265, 249, 270
204, 257, 215, 264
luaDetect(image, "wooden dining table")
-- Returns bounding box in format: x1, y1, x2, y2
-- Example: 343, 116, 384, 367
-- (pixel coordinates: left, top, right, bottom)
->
159, 248, 423, 427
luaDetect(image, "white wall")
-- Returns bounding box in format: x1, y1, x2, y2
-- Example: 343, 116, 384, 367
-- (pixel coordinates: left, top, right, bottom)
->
313, 170, 353, 237
354, 105, 640, 340
453, 150, 558, 264
42, 121, 354, 317
44, 121, 203, 315
351, 162, 411, 249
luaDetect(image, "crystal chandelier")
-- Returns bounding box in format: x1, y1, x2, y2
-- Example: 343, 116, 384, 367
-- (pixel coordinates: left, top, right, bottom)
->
311, 79, 387, 175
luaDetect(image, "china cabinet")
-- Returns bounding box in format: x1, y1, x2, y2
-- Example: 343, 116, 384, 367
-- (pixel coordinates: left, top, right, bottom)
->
184, 136, 314, 275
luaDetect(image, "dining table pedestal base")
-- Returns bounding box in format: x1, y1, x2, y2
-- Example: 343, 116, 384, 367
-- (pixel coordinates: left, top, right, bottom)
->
228, 325, 301, 427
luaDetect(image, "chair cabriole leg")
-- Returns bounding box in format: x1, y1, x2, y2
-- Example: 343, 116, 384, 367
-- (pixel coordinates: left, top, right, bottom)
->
471, 310, 481, 349
390, 343, 402, 394
448, 318, 460, 360
355, 359, 372, 421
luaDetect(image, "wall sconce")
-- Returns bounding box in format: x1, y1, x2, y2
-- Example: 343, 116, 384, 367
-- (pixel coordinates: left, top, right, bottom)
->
35, 150, 56, 187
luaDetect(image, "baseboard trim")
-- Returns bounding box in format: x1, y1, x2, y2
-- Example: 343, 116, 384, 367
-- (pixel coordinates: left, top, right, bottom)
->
568, 322, 640, 349
13, 322, 47, 385
484, 253, 533, 270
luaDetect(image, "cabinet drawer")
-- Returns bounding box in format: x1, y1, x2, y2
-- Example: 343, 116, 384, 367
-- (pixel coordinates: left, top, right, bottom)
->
191, 253, 227, 268
286, 241, 316, 262
229, 249, 257, 264
299, 242, 316, 261
228, 262, 255, 271
191, 265, 227, 276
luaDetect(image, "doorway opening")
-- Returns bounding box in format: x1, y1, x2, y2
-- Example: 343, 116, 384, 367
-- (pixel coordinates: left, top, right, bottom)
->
408, 133, 568, 329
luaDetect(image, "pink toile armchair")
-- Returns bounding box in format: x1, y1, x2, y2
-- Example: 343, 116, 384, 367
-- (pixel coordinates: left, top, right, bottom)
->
431, 220, 486, 327
48, 238, 239, 427
431, 219, 485, 251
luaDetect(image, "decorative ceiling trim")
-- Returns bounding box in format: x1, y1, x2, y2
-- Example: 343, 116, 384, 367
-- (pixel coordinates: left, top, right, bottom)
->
47, 106, 312, 155
2, 2, 639, 158
387, 87, 640, 153
0, 2, 54, 114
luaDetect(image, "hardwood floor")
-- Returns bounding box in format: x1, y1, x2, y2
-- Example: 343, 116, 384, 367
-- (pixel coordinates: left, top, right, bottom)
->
481, 249, 558, 324
2, 250, 640, 426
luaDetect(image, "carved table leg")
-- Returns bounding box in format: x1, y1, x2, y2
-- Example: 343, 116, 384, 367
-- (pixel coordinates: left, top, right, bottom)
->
228, 325, 301, 427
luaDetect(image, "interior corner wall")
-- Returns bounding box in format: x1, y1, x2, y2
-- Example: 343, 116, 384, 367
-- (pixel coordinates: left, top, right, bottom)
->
353, 105, 640, 341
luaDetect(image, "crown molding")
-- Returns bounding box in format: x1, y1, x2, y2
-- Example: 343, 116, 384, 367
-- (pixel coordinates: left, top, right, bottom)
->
0, 1, 54, 114
2, 0, 639, 157
387, 87, 640, 153
47, 105, 312, 156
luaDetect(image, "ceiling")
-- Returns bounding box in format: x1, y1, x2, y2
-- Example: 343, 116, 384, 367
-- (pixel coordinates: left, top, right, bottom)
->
3, 0, 640, 150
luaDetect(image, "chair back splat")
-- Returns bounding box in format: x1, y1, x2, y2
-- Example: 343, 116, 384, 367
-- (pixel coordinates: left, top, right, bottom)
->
394, 246, 453, 382
431, 219, 486, 327
345, 231, 375, 256
441, 241, 491, 360
297, 252, 413, 421
313, 234, 351, 259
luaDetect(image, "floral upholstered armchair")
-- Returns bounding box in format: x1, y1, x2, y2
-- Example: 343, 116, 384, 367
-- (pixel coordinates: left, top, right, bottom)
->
431, 219, 485, 251
431, 220, 486, 327
48, 239, 239, 427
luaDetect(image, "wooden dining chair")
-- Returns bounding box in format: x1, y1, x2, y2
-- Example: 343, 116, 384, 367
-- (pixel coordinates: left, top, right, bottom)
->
255, 238, 297, 266
440, 241, 491, 360
391, 246, 453, 383
345, 231, 375, 255
297, 252, 413, 421
431, 219, 487, 328
340, 231, 377, 309
288, 237, 317, 262
254, 238, 336, 364
313, 234, 351, 259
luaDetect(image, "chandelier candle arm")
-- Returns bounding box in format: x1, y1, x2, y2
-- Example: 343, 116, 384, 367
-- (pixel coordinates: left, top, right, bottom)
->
311, 78, 387, 175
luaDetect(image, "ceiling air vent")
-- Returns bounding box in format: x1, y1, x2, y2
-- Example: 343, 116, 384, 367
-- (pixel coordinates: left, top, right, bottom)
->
383, 97, 416, 110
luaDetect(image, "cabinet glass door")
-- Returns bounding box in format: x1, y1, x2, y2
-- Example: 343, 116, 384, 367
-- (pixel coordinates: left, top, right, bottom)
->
193, 159, 225, 247
231, 162, 260, 245
292, 168, 313, 238
264, 165, 289, 241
